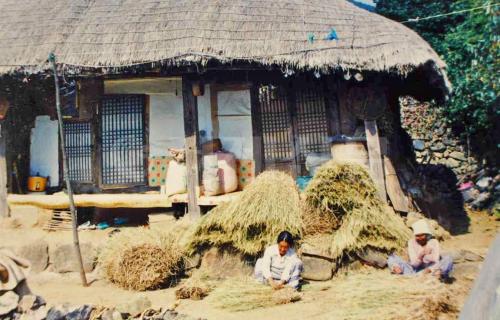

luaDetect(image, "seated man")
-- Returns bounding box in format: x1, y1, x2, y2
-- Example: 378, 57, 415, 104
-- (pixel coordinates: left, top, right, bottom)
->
388, 219, 453, 280
254, 231, 303, 290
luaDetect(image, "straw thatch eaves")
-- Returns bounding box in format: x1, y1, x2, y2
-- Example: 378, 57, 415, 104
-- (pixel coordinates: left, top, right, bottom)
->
0, 0, 448, 86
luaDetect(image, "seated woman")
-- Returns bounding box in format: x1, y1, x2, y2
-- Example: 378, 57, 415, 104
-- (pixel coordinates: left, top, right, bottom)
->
254, 231, 303, 290
388, 219, 453, 280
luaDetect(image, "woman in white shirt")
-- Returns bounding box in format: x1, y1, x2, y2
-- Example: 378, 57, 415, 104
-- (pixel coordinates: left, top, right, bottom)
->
254, 231, 303, 289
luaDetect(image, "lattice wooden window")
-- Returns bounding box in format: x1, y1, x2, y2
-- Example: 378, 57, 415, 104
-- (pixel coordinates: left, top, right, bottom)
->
295, 88, 330, 165
101, 95, 146, 185
257, 83, 330, 176
258, 86, 293, 163
64, 122, 93, 182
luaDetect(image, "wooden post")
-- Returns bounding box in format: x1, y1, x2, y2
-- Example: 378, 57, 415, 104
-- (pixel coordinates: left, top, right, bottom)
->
182, 76, 201, 220
209, 84, 220, 140
49, 54, 88, 287
364, 120, 386, 201
0, 122, 10, 218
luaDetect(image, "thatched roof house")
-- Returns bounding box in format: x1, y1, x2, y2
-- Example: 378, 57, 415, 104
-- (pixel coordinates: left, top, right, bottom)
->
1, 0, 449, 219
0, 0, 446, 85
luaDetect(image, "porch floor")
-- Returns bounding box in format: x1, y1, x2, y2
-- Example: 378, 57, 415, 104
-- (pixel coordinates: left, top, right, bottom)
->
7, 191, 242, 209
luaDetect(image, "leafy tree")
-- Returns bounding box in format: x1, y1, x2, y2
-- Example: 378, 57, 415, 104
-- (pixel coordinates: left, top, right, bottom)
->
376, 0, 499, 162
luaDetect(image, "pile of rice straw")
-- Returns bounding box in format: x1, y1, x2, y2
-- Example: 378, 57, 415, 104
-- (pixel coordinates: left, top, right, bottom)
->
98, 228, 185, 291
208, 277, 302, 311
188, 171, 302, 256
302, 161, 411, 261
301, 270, 459, 320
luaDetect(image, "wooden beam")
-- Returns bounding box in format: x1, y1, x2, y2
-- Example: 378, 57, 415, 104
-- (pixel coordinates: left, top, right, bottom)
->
383, 155, 409, 212
0, 123, 10, 217
183, 77, 201, 219
364, 120, 386, 201
8, 193, 172, 209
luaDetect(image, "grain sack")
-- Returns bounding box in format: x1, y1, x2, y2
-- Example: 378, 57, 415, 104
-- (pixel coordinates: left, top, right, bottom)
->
203, 168, 221, 196
217, 152, 238, 194
203, 155, 221, 196
165, 161, 187, 196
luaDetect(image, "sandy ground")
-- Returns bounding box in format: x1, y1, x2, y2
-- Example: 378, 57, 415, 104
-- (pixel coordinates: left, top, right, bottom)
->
1, 206, 499, 320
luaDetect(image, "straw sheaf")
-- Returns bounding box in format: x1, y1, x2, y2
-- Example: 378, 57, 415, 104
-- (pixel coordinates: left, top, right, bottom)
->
0, 0, 446, 80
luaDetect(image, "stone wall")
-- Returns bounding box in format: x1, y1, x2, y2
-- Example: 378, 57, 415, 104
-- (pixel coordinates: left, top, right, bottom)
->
400, 97, 478, 178
400, 96, 499, 214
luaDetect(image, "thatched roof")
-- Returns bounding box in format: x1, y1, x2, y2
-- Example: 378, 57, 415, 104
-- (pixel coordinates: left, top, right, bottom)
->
0, 0, 447, 85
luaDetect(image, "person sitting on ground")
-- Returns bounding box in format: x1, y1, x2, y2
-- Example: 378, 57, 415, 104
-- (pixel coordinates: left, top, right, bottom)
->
254, 231, 303, 290
387, 219, 453, 280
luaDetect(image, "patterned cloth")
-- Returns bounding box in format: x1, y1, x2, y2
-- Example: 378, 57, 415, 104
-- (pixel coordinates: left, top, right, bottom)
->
236, 159, 255, 190
148, 156, 170, 187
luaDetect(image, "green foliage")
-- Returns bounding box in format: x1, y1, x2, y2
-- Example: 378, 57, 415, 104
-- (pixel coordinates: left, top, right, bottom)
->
376, 0, 499, 159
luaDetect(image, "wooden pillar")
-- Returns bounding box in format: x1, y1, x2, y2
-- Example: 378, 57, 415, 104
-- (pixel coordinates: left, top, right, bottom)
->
182, 77, 201, 219
364, 120, 386, 201
0, 122, 10, 217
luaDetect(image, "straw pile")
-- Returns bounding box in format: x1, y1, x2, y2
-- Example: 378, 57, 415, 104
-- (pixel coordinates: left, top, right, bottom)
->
302, 161, 411, 261
98, 228, 185, 291
188, 171, 302, 256
209, 277, 302, 312
300, 270, 459, 320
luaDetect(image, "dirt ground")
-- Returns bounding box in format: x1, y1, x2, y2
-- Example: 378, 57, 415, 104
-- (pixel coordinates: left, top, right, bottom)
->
1, 206, 499, 320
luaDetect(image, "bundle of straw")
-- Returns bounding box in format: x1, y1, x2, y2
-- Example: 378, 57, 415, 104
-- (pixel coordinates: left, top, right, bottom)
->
209, 277, 302, 311
188, 171, 302, 256
98, 228, 185, 291
304, 161, 380, 221
302, 161, 411, 261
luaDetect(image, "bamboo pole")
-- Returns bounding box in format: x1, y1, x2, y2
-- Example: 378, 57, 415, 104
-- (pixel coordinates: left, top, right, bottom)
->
48, 53, 88, 287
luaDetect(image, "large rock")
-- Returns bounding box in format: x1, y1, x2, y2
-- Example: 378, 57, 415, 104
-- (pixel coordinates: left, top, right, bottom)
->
17, 295, 46, 313
0, 291, 19, 317
449, 151, 467, 161
49, 243, 96, 273
471, 192, 491, 210
15, 240, 49, 273
356, 248, 387, 268
301, 255, 333, 281
444, 158, 460, 168
447, 250, 483, 264
184, 253, 201, 271
200, 248, 253, 279
430, 143, 446, 152
462, 188, 479, 203
412, 140, 425, 151
476, 177, 493, 191
101, 309, 123, 320
116, 296, 151, 317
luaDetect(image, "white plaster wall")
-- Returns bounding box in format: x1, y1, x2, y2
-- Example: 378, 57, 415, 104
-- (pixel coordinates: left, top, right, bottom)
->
149, 94, 185, 157
30, 116, 59, 186
218, 90, 253, 160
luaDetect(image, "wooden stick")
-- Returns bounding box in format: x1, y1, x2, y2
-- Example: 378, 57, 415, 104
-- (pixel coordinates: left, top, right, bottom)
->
49, 53, 88, 287
0, 123, 10, 217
